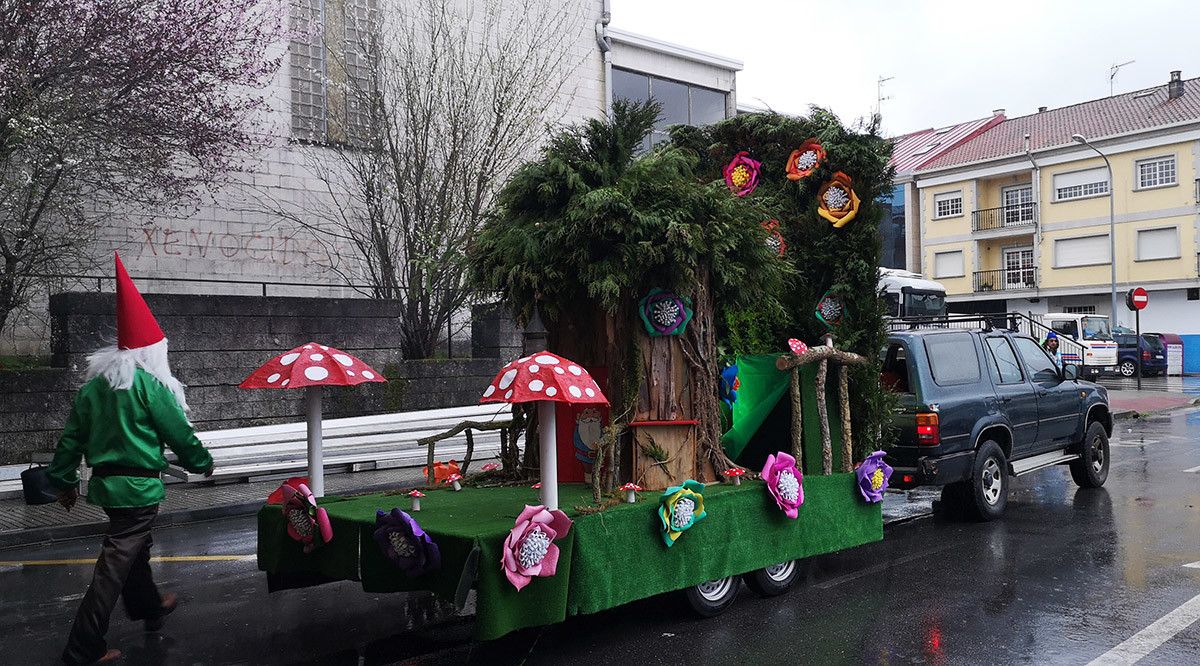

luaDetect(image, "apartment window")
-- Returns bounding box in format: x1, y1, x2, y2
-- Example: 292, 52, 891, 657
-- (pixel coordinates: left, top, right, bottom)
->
1136, 227, 1180, 261
613, 68, 729, 151
1053, 167, 1109, 201
933, 250, 965, 278
1054, 235, 1110, 267
289, 0, 378, 145
1063, 305, 1097, 314
1136, 156, 1177, 189
933, 191, 963, 219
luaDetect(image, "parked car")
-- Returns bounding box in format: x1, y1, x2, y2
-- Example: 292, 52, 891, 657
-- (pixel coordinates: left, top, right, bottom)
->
1112, 332, 1167, 377
881, 327, 1112, 520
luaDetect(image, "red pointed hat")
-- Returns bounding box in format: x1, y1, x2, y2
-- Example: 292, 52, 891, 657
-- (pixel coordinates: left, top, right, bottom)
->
115, 253, 165, 350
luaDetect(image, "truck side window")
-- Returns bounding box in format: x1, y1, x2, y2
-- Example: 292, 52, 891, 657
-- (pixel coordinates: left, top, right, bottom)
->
985, 337, 1024, 384
880, 342, 911, 393
923, 332, 981, 386
1051, 320, 1079, 339
1012, 337, 1060, 384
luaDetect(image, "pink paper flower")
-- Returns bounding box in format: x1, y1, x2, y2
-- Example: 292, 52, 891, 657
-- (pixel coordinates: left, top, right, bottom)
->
502, 504, 573, 591
761, 451, 804, 519
723, 151, 761, 197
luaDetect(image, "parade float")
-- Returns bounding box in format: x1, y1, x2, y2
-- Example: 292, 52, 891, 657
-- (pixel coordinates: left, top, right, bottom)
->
256, 102, 896, 639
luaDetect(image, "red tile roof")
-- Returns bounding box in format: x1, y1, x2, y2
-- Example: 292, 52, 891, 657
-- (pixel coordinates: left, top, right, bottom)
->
889, 114, 1003, 176
918, 77, 1200, 172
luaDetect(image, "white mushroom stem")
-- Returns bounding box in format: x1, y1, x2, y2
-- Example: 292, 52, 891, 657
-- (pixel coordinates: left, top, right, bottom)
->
733, 476, 741, 486
452, 480, 462, 491
411, 497, 421, 511
305, 385, 324, 497
538, 400, 558, 510
625, 489, 637, 504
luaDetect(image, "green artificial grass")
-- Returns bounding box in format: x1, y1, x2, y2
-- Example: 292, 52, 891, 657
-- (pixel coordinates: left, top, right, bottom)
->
258, 478, 881, 640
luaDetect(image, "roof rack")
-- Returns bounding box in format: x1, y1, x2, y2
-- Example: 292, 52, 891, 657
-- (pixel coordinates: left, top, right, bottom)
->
886, 314, 1016, 333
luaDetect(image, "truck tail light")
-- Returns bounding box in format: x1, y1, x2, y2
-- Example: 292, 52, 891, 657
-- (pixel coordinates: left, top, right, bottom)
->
1142, 350, 1150, 361
916, 412, 940, 446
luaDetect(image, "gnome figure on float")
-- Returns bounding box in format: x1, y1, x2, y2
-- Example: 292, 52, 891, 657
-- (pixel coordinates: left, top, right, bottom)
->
46, 254, 216, 666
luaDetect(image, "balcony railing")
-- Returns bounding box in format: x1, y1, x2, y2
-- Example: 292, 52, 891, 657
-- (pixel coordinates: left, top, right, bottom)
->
973, 268, 1037, 293
972, 203, 1037, 232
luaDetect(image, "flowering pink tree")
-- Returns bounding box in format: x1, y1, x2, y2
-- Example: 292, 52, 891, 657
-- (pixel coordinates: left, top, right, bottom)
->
0, 0, 282, 335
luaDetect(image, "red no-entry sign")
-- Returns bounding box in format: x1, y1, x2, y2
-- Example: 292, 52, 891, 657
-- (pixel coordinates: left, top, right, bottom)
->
1126, 287, 1149, 311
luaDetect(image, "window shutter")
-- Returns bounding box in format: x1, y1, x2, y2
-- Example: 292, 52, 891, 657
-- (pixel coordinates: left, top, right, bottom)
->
1136, 227, 1179, 260
1054, 235, 1110, 267
934, 250, 964, 278
1053, 167, 1108, 190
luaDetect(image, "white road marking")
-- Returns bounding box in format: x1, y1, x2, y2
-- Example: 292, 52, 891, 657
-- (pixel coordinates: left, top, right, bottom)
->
1086, 592, 1200, 666
1184, 561, 1200, 569
1183, 464, 1200, 474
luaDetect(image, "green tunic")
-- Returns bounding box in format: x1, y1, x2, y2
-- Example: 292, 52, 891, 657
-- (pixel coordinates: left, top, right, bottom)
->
47, 368, 214, 508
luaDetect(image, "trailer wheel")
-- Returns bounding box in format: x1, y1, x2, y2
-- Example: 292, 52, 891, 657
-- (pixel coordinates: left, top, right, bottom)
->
683, 576, 739, 617
744, 560, 799, 597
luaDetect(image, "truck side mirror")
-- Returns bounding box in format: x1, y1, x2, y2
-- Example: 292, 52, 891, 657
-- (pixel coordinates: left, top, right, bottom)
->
1063, 364, 1079, 381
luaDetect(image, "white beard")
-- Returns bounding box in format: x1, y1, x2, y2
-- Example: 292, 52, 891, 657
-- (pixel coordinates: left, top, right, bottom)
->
85, 338, 190, 414
576, 418, 602, 448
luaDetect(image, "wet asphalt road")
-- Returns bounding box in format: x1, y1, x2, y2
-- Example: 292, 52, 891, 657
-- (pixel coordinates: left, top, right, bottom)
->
2, 411, 1198, 665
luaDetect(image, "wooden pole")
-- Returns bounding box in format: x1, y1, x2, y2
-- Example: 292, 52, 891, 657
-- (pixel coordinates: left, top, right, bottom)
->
789, 367, 804, 467
815, 358, 831, 476
839, 364, 853, 472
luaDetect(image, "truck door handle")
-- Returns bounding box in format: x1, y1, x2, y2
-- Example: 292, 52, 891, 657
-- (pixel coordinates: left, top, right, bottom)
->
998, 396, 1012, 403
1037, 389, 1049, 396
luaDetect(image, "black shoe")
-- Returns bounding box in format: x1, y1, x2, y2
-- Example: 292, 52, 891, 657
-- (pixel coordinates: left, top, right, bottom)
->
144, 593, 177, 632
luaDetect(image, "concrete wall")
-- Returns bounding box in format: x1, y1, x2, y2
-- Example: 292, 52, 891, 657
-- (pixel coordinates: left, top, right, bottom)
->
0, 292, 506, 465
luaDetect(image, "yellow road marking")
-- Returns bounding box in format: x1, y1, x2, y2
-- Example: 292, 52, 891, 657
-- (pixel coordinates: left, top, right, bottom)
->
0, 555, 255, 566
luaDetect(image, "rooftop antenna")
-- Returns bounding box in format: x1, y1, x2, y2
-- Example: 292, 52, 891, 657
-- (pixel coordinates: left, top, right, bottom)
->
1109, 60, 1135, 96
875, 75, 894, 127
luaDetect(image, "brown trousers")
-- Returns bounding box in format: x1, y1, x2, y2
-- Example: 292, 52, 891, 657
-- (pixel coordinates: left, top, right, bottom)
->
62, 506, 164, 665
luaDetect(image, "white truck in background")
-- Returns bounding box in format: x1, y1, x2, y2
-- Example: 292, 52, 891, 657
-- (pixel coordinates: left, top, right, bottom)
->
878, 268, 948, 319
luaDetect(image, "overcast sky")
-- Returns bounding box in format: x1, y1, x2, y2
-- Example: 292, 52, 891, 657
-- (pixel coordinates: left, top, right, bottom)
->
610, 0, 1200, 137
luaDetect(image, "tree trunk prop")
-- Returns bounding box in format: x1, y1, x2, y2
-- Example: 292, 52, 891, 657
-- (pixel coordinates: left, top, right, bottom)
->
814, 359, 831, 476
789, 367, 803, 467
839, 365, 853, 473
776, 344, 868, 476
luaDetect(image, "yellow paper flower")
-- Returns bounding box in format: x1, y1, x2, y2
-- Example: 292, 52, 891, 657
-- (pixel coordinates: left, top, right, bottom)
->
817, 171, 861, 228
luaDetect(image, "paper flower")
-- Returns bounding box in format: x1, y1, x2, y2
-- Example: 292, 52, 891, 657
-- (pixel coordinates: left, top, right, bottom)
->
723, 151, 761, 197
761, 451, 804, 519
723, 468, 746, 485
373, 509, 441, 577
817, 171, 861, 228
502, 504, 573, 591
855, 451, 894, 503
422, 460, 460, 483
786, 139, 825, 181
815, 292, 845, 328
280, 482, 333, 553
719, 364, 740, 408
658, 480, 707, 547
621, 482, 642, 504
787, 338, 809, 356
639, 288, 694, 337
761, 220, 786, 257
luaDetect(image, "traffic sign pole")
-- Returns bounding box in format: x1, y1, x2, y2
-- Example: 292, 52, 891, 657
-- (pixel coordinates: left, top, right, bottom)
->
1136, 307, 1142, 390
1125, 287, 1149, 390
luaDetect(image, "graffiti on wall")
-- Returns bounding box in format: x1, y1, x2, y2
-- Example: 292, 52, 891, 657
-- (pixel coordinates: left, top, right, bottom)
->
130, 224, 333, 268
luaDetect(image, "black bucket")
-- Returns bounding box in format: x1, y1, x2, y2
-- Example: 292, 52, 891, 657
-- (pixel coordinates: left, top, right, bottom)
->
21, 465, 65, 505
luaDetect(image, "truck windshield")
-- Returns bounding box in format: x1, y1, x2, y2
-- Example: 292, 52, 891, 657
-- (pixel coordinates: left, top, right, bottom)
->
1081, 317, 1112, 341
904, 291, 946, 318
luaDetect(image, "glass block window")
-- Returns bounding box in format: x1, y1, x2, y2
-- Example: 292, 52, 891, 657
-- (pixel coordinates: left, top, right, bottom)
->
290, 0, 327, 142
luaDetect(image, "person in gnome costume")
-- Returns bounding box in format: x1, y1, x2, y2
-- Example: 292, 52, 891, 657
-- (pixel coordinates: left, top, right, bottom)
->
47, 254, 215, 665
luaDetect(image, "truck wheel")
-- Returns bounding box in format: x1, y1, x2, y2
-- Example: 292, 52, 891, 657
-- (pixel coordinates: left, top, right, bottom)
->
683, 576, 739, 617
744, 560, 799, 597
1119, 361, 1136, 377
966, 440, 1008, 521
1070, 421, 1110, 488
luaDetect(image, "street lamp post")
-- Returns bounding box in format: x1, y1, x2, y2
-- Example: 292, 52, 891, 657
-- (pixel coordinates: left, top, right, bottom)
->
1071, 134, 1117, 326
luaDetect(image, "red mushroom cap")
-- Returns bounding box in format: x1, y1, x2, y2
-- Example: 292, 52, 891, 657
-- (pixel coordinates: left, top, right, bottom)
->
408, 490, 425, 498
444, 473, 463, 483
723, 468, 746, 477
481, 462, 500, 472
531, 483, 542, 489
239, 342, 386, 389
620, 483, 642, 491
480, 352, 609, 406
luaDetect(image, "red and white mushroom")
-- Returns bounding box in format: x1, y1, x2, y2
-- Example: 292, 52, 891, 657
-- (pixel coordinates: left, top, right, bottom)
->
724, 468, 747, 486
240, 342, 385, 497
408, 489, 425, 511
621, 482, 642, 504
445, 473, 463, 492
482, 351, 608, 510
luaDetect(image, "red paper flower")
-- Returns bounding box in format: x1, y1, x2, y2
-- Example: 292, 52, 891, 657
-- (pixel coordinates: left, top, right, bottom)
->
761, 220, 786, 257
786, 139, 825, 181
723, 151, 761, 197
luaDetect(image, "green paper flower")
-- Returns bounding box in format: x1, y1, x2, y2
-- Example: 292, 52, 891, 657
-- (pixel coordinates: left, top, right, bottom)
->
658, 479, 706, 547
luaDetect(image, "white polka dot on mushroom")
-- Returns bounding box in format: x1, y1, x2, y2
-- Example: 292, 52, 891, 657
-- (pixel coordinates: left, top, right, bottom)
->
528, 365, 539, 373
529, 379, 544, 392
281, 379, 289, 387
585, 388, 595, 397
568, 366, 582, 376
347, 370, 356, 377
505, 389, 513, 399
545, 387, 558, 397
280, 353, 300, 366
320, 345, 328, 350
362, 370, 375, 380
483, 385, 496, 397
267, 373, 281, 384
554, 367, 565, 374
498, 368, 518, 389
305, 366, 329, 381
534, 355, 559, 365
568, 386, 583, 398
310, 353, 324, 361
333, 354, 354, 367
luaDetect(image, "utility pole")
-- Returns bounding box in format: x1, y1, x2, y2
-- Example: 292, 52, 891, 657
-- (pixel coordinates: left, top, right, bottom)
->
1109, 60, 1135, 96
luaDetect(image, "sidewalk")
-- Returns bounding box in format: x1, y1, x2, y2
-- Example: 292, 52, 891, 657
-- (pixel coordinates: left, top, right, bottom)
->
4, 389, 1192, 550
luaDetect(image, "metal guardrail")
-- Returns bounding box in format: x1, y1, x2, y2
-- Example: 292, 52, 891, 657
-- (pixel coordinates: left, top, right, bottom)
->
973, 268, 1037, 292
971, 204, 1037, 232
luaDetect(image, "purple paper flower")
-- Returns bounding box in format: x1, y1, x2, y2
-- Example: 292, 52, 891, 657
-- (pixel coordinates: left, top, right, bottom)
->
502, 505, 573, 591
761, 451, 804, 519
373, 508, 441, 577
855, 451, 893, 503
723, 151, 761, 197
638, 289, 693, 337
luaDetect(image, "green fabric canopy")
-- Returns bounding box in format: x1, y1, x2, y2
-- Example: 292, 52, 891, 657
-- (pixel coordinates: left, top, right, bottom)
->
258, 476, 881, 640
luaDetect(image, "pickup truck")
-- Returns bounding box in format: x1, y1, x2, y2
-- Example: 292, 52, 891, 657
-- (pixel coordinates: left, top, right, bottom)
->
881, 326, 1112, 520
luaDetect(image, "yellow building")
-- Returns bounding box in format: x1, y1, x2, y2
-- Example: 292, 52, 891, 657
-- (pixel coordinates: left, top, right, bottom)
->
912, 71, 1200, 334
